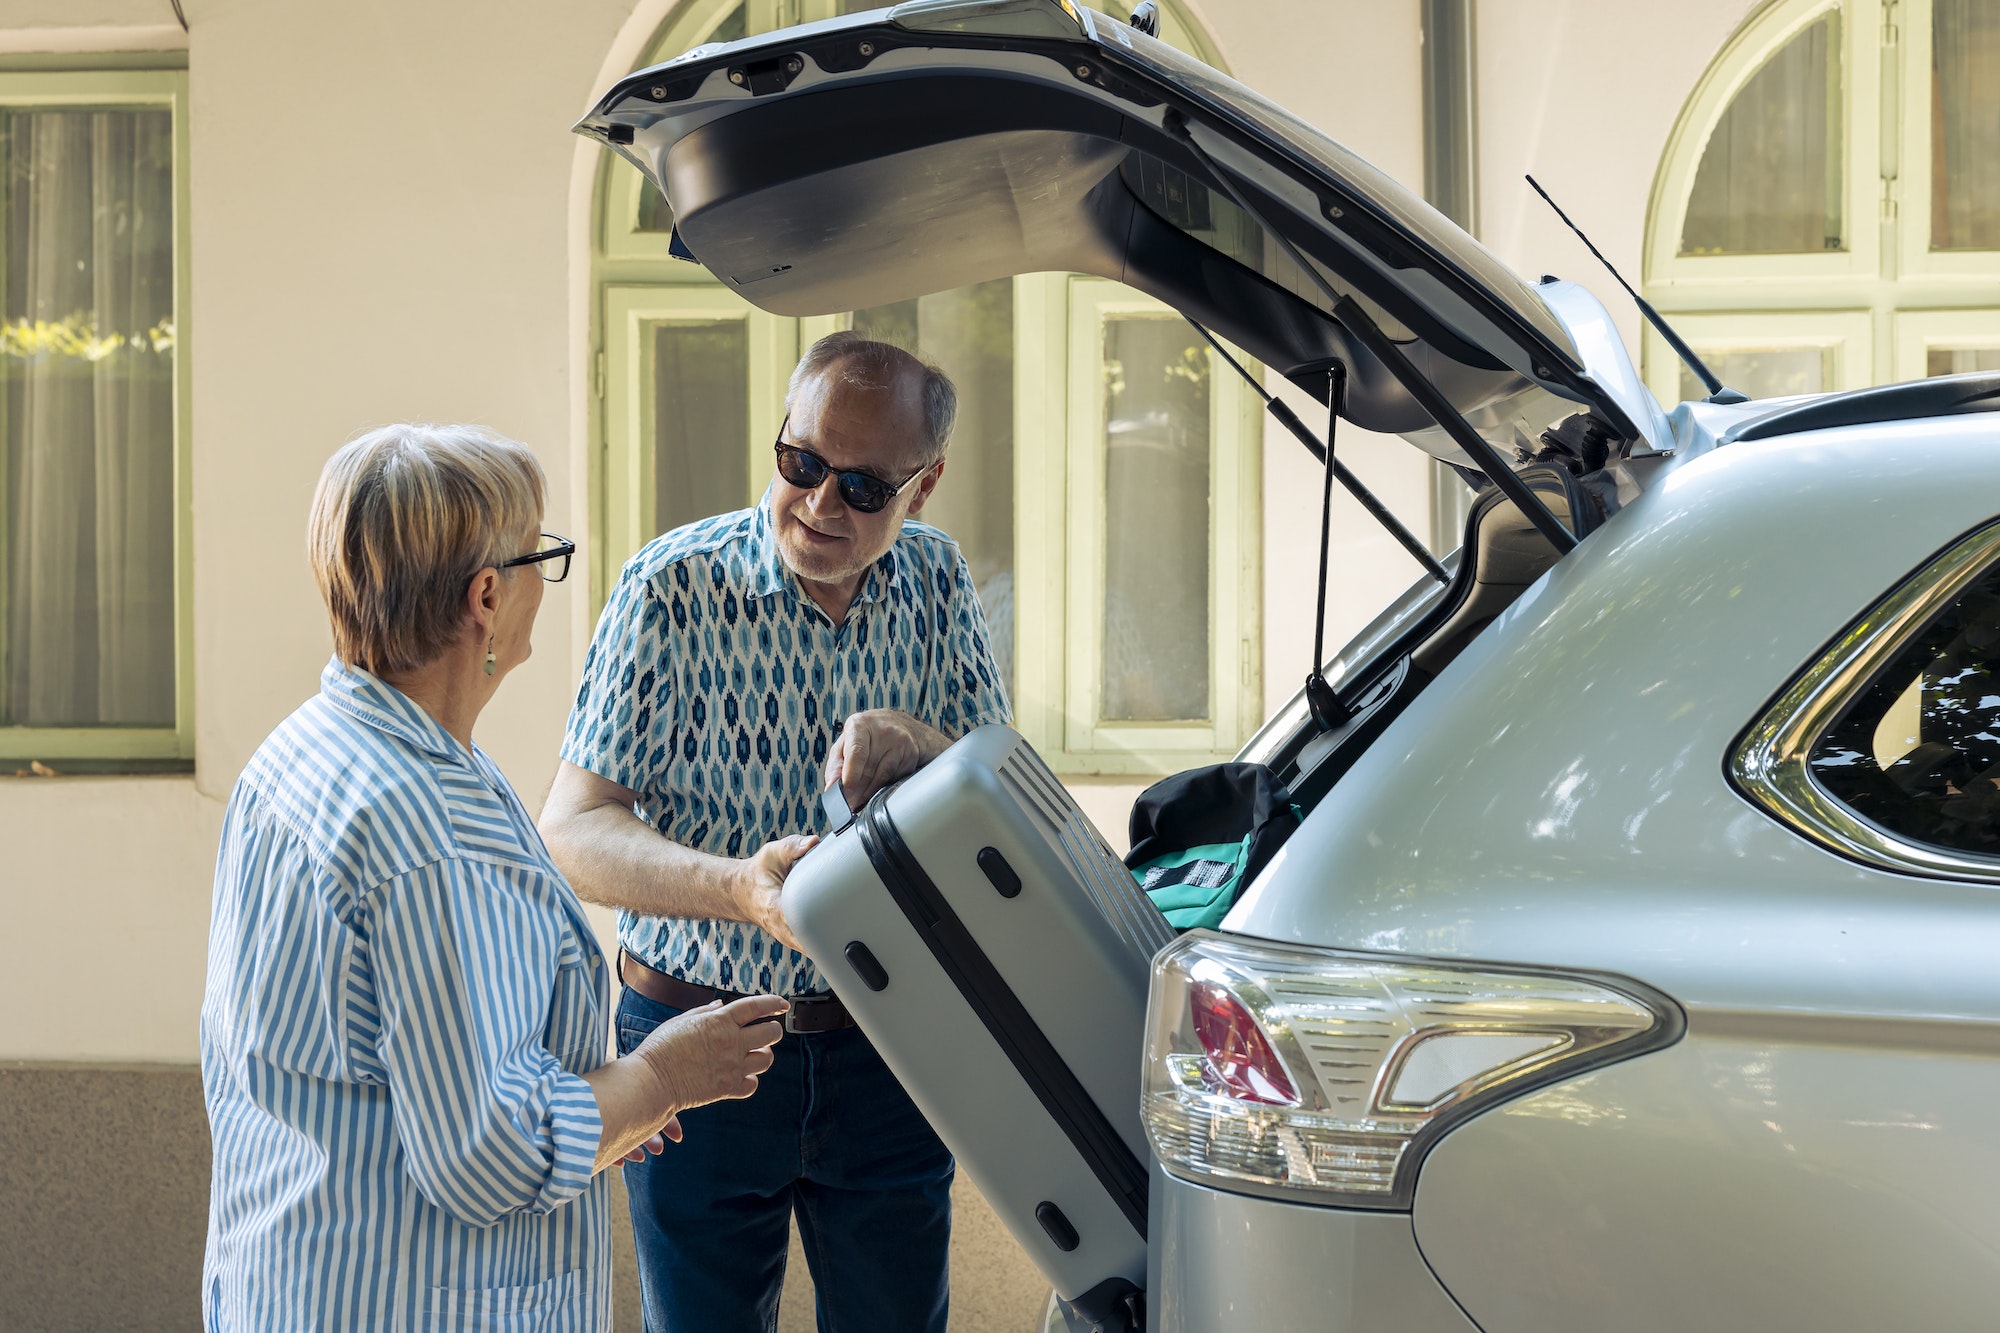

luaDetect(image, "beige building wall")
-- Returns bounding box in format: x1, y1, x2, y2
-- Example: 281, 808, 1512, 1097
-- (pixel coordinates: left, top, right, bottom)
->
0, 0, 1755, 1327
1474, 0, 1758, 363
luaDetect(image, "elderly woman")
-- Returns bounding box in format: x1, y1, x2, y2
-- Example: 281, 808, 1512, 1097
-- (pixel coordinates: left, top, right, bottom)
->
199, 424, 787, 1331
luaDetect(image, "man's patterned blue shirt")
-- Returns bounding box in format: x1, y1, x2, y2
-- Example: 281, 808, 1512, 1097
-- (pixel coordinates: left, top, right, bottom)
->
560, 496, 1011, 994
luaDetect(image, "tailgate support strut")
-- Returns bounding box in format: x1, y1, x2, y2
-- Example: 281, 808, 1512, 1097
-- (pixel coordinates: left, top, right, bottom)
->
1188, 318, 1449, 584
1164, 110, 1577, 555
1335, 295, 1577, 553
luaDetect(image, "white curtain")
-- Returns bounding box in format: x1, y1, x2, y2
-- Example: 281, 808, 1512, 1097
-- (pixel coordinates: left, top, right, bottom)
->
5, 108, 176, 728
1932, 0, 2000, 252
1101, 317, 1210, 723
852, 281, 1019, 689
1680, 15, 1841, 256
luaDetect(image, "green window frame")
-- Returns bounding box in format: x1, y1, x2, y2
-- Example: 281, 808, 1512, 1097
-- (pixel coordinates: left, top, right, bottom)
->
590, 1, 1257, 777
600, 284, 796, 595
0, 64, 192, 771
1039, 277, 1261, 774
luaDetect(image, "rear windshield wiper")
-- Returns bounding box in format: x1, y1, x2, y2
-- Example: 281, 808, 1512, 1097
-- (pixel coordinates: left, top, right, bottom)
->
1163, 110, 1577, 556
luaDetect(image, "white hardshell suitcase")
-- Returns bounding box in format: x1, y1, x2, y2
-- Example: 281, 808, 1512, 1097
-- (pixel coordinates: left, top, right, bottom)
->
782, 725, 1173, 1332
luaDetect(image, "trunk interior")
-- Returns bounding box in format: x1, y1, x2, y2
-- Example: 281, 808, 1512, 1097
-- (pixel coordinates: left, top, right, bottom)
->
1261, 464, 1598, 813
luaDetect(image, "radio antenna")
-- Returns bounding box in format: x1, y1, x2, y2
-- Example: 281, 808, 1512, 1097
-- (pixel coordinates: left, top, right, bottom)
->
1525, 174, 1746, 405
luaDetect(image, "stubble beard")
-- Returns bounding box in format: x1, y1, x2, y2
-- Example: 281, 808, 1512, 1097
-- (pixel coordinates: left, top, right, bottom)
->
777, 521, 884, 590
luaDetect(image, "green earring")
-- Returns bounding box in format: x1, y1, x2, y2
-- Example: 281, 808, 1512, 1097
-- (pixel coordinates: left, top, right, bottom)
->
483, 637, 497, 676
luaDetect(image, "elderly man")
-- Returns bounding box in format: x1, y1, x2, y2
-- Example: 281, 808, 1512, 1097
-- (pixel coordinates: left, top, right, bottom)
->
541, 332, 1009, 1332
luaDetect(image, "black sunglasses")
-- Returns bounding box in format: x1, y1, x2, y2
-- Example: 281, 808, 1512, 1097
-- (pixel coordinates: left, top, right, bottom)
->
774, 421, 928, 515
497, 533, 575, 583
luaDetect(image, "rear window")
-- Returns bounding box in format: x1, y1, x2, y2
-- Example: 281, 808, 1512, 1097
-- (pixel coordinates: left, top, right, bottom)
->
1117, 151, 1408, 338
1808, 565, 2000, 855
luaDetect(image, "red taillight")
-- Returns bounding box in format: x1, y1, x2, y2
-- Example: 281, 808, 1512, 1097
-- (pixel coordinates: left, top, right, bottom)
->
1189, 979, 1299, 1106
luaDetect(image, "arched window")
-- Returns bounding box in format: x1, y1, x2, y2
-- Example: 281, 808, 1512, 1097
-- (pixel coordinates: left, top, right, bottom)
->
1643, 0, 2000, 403
589, 1, 1261, 776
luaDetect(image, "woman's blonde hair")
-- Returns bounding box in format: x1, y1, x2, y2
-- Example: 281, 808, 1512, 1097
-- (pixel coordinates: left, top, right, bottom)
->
308, 424, 545, 676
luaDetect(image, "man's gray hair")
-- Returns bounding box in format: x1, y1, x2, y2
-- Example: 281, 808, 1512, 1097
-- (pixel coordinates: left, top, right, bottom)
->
785, 330, 958, 464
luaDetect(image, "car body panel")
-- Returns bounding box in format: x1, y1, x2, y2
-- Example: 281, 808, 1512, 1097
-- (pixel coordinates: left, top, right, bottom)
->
1228, 416, 2000, 1025
1148, 1168, 1477, 1333
1535, 278, 1673, 456
1413, 1034, 2000, 1332
1195, 411, 2000, 1331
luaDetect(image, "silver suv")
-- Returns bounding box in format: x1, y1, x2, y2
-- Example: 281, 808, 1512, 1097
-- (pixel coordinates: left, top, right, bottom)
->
579, 4, 2000, 1329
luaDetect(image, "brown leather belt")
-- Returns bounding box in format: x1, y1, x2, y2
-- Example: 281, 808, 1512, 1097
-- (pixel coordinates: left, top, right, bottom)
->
619, 950, 855, 1034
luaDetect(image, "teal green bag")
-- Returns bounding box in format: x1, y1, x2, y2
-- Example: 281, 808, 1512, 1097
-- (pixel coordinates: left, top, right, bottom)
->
1124, 763, 1303, 932
1131, 835, 1258, 930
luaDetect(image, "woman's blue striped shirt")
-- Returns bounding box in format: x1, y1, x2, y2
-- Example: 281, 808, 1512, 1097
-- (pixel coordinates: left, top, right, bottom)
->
200, 659, 611, 1331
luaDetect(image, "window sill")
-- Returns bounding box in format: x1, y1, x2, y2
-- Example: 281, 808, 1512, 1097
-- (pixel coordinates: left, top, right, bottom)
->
3, 758, 194, 778
1040, 749, 1240, 780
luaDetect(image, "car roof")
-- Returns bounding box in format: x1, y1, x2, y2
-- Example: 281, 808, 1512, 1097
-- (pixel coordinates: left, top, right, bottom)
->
1728, 371, 2000, 443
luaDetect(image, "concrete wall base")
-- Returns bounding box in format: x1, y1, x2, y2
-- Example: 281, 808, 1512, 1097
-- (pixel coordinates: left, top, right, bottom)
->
0, 1063, 1046, 1332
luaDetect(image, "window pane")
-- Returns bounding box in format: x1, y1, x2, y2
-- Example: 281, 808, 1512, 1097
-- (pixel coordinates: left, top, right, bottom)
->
633, 3, 748, 233
710, 2, 747, 42
1928, 346, 2000, 376
1809, 562, 2000, 856
2, 108, 176, 729
851, 297, 918, 347
852, 280, 1017, 690
1931, 0, 2000, 250
652, 320, 749, 536
637, 175, 673, 233
1679, 346, 1829, 401
1102, 317, 1208, 722
1680, 13, 1843, 255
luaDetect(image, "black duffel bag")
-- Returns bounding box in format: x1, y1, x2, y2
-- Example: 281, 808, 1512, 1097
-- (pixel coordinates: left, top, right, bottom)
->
1124, 764, 1301, 931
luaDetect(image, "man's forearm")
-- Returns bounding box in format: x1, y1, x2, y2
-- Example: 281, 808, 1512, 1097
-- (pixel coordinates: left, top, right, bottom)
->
544, 800, 745, 921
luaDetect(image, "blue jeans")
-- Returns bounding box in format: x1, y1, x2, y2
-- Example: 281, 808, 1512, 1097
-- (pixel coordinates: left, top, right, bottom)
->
616, 986, 954, 1333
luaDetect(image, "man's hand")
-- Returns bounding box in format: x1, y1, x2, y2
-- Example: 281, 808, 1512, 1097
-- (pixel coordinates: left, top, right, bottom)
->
824, 709, 953, 810
732, 834, 817, 954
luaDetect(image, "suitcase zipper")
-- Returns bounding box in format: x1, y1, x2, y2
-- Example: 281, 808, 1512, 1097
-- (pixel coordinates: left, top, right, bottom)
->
857, 799, 1151, 1239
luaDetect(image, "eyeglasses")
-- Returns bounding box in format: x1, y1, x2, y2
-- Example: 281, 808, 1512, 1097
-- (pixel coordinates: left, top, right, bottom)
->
498, 533, 575, 583
773, 420, 927, 515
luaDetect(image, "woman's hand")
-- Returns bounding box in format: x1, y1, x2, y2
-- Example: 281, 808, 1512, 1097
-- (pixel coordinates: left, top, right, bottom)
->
621, 1116, 682, 1162
636, 994, 790, 1111
587, 994, 788, 1172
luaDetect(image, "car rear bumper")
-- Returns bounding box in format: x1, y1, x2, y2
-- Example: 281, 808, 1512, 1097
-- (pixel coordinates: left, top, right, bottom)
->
1148, 1166, 1478, 1332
